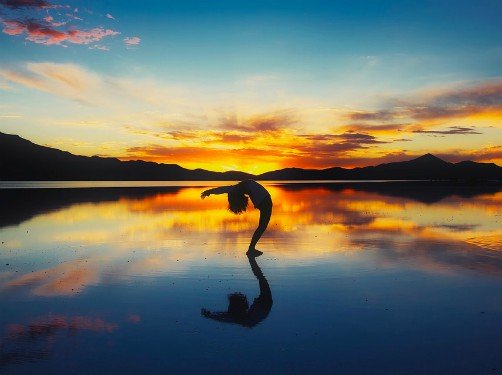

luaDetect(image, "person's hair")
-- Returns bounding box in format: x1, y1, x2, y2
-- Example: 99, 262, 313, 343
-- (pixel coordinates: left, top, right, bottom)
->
228, 188, 248, 214
227, 292, 249, 318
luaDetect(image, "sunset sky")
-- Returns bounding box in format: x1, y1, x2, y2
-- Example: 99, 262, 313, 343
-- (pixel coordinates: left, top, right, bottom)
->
0, 0, 501, 173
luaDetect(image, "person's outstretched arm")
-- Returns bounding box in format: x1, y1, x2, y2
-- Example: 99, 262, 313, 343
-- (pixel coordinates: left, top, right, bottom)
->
201, 185, 233, 199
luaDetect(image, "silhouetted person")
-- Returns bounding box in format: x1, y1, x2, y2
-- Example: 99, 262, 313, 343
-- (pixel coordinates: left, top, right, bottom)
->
201, 254, 273, 328
201, 180, 272, 256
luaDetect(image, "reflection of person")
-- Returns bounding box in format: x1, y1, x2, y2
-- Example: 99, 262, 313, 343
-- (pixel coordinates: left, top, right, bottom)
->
201, 180, 272, 256
201, 254, 273, 328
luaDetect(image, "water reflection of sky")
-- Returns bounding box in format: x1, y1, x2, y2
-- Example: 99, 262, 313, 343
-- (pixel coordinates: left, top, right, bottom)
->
0, 183, 501, 373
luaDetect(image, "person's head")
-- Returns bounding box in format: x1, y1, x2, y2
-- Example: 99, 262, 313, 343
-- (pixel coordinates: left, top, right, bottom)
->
227, 292, 249, 318
228, 188, 248, 214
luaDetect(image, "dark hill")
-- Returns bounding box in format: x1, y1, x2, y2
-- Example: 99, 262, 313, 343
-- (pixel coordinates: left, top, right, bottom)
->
0, 132, 252, 181
258, 153, 501, 181
0, 132, 500, 181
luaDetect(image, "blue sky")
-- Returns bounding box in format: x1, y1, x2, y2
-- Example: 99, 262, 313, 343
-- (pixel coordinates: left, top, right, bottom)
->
2, 0, 500, 81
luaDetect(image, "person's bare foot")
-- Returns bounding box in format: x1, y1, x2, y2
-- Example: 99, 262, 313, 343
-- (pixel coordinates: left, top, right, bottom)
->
246, 249, 263, 257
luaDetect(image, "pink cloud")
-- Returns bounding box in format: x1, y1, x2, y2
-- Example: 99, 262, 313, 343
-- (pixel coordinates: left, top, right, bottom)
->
1, 19, 25, 35
124, 36, 140, 46
1, 1, 124, 48
5, 314, 119, 339
89, 44, 109, 51
0, 0, 51, 9
24, 21, 67, 44
1, 19, 119, 45
66, 27, 119, 44
43, 15, 66, 27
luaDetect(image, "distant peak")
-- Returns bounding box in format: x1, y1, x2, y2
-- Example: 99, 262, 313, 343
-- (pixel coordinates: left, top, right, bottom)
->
420, 153, 438, 159
412, 153, 447, 163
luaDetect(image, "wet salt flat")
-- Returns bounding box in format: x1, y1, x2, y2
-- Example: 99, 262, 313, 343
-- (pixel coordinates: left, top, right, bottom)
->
0, 182, 501, 374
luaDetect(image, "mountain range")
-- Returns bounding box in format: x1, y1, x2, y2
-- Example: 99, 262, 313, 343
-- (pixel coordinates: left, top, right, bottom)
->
0, 132, 500, 181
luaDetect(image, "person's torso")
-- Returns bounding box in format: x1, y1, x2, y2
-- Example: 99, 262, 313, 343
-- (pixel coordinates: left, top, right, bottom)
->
241, 180, 270, 208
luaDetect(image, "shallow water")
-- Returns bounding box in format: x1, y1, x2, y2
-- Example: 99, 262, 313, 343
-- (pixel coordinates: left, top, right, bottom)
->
0, 182, 501, 374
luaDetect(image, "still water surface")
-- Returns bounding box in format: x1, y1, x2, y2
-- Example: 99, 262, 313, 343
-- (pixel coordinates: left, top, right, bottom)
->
0, 182, 501, 373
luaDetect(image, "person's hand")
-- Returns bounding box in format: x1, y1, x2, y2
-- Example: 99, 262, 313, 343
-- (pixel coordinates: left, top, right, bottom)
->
201, 190, 210, 199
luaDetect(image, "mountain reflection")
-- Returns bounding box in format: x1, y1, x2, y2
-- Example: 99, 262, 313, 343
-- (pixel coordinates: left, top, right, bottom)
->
0, 183, 501, 297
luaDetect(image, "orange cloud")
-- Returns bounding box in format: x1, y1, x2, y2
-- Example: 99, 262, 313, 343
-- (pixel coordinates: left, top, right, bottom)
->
217, 110, 296, 132
346, 80, 502, 124
339, 122, 408, 135
115, 84, 500, 169
120, 110, 400, 171
120, 128, 501, 170
0, 62, 101, 104
412, 126, 482, 135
